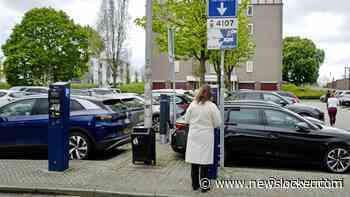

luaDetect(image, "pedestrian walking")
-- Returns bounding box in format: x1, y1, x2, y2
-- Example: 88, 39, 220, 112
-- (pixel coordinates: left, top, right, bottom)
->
184, 85, 221, 193
327, 92, 339, 126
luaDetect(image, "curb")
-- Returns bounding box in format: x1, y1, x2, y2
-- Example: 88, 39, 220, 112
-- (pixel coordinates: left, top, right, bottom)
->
0, 185, 188, 197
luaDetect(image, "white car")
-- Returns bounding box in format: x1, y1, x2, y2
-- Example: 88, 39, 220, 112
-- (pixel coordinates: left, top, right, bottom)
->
0, 90, 29, 107
9, 86, 48, 94
338, 91, 350, 106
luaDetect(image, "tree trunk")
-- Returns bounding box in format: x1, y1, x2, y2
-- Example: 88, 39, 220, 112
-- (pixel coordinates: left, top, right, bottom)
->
199, 50, 206, 86
112, 61, 117, 87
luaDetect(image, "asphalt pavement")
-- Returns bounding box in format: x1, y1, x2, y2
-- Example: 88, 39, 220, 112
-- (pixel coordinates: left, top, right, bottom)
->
301, 100, 350, 130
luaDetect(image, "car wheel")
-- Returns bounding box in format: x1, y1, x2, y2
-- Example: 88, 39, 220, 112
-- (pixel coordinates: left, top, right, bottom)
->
152, 116, 160, 133
69, 132, 92, 160
323, 146, 350, 173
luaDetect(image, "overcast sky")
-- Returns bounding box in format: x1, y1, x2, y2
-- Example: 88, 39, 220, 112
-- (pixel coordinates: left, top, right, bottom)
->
0, 0, 348, 83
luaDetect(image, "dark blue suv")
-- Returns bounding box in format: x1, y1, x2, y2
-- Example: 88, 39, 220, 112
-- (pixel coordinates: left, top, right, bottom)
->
0, 96, 131, 160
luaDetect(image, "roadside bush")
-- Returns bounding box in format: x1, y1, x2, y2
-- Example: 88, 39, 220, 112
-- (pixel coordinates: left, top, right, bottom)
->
119, 83, 144, 94
71, 83, 98, 89
0, 83, 10, 89
281, 84, 325, 99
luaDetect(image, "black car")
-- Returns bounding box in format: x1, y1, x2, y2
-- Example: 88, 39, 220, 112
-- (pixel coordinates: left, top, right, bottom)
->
226, 90, 324, 121
171, 101, 350, 173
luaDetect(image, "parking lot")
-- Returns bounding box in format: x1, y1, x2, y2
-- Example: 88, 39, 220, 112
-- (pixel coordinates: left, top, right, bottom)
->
0, 95, 350, 197
301, 100, 350, 130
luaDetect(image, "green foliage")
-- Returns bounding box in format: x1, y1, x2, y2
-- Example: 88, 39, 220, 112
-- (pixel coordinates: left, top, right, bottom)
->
283, 37, 325, 85
281, 84, 326, 99
84, 26, 104, 58
119, 83, 144, 94
2, 8, 90, 86
135, 0, 209, 84
0, 83, 11, 89
209, 0, 255, 90
71, 83, 98, 89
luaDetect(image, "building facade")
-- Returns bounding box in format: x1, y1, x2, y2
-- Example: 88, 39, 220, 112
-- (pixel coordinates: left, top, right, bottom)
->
151, 0, 283, 90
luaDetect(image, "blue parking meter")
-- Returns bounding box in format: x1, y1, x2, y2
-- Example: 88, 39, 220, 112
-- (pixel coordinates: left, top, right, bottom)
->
48, 82, 70, 171
208, 128, 220, 179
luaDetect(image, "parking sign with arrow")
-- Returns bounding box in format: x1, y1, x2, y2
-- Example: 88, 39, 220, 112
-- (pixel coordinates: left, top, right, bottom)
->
208, 0, 237, 18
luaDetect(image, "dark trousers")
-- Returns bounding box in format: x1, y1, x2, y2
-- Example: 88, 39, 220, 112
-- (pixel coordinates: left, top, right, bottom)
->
191, 164, 209, 190
328, 107, 337, 126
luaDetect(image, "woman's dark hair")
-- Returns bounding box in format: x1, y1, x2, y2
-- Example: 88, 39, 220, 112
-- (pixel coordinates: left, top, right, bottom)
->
195, 85, 212, 105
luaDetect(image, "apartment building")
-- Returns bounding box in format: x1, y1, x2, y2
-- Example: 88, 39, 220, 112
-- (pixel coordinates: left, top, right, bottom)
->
151, 0, 283, 90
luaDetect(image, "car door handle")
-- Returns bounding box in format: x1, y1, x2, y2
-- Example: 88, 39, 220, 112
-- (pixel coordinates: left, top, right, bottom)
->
268, 133, 279, 139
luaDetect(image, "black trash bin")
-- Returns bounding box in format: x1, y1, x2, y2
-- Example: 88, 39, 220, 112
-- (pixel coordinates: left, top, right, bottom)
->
131, 126, 156, 165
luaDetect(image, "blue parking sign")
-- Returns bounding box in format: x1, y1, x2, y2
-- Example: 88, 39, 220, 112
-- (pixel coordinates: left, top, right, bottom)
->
208, 0, 237, 18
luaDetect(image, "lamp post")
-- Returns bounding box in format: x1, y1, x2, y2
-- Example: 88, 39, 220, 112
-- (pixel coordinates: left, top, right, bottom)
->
144, 0, 153, 128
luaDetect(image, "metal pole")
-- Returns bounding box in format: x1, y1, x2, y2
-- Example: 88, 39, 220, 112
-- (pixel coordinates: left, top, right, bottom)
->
144, 0, 153, 128
167, 28, 176, 128
219, 49, 225, 167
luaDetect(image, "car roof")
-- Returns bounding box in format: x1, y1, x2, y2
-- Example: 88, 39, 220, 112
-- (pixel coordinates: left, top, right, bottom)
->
225, 100, 282, 108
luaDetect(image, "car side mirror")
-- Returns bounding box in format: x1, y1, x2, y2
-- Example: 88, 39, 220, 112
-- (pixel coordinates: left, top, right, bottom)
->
296, 122, 310, 132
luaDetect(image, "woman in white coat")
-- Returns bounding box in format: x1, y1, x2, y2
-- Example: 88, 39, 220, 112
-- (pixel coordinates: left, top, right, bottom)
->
184, 85, 221, 192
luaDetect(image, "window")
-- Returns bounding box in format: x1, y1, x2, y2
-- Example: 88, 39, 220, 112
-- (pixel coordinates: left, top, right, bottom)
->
263, 93, 282, 104
246, 61, 254, 73
229, 108, 262, 125
32, 99, 49, 115
248, 24, 254, 35
0, 99, 35, 117
26, 88, 47, 94
175, 61, 180, 73
123, 98, 144, 109
0, 92, 6, 97
70, 100, 84, 111
265, 110, 303, 130
247, 5, 253, 16
109, 102, 127, 112
245, 92, 262, 100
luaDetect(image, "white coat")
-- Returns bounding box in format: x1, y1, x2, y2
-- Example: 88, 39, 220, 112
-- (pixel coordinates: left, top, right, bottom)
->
184, 101, 221, 165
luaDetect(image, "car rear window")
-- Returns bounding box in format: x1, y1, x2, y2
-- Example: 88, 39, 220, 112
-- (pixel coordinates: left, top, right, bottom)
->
123, 98, 144, 109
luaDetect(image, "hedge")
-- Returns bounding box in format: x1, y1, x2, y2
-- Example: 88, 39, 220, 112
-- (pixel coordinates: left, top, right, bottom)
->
281, 84, 326, 99
119, 83, 144, 94
0, 83, 10, 89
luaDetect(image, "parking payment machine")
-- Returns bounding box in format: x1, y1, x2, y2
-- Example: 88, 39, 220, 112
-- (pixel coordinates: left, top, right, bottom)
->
48, 82, 70, 172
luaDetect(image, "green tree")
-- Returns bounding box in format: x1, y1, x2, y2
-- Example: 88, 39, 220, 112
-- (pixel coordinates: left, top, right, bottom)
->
84, 26, 104, 58
282, 36, 325, 85
1, 8, 90, 86
209, 0, 255, 90
136, 0, 209, 85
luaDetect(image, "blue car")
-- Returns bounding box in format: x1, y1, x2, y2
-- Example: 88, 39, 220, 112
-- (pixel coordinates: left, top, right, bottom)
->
0, 96, 131, 160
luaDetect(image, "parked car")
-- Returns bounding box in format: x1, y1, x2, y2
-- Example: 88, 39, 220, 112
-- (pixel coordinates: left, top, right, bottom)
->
152, 91, 192, 112
226, 90, 324, 121
276, 91, 300, 103
338, 91, 350, 106
9, 86, 48, 95
86, 88, 118, 98
171, 101, 350, 173
0, 96, 131, 160
0, 90, 30, 107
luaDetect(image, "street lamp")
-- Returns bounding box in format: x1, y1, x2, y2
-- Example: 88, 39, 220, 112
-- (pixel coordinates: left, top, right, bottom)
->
144, 0, 153, 128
